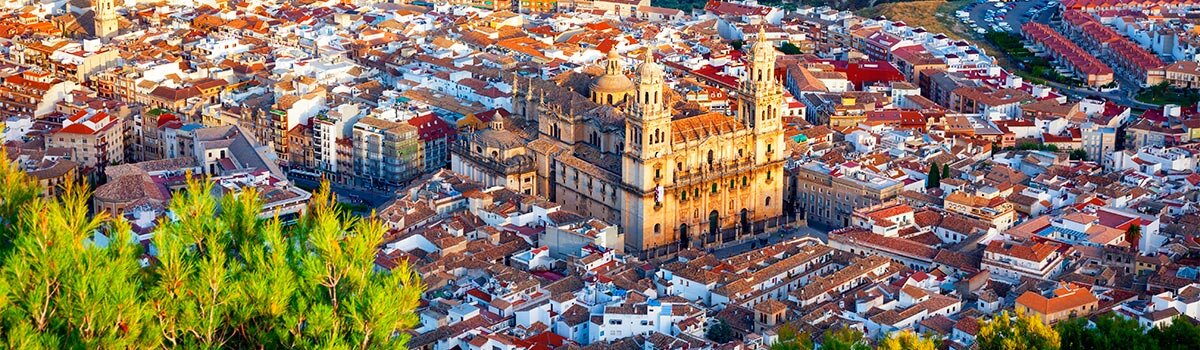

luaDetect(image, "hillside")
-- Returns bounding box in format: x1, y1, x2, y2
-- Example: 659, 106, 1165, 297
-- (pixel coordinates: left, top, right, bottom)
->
856, 0, 972, 40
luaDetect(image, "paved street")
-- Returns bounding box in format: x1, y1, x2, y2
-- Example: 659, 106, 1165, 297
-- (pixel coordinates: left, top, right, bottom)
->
290, 177, 395, 208
713, 225, 829, 258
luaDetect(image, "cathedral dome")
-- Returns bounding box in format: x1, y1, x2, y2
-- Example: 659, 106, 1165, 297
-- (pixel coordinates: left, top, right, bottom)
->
590, 50, 634, 105
591, 73, 635, 94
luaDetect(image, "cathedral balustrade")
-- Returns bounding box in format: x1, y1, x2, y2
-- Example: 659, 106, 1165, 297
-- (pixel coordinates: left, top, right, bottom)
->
672, 158, 756, 186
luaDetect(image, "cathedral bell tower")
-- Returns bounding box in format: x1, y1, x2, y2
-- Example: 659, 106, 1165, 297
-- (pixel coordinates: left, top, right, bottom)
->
94, 0, 119, 39
626, 49, 670, 162
741, 25, 784, 135
740, 26, 785, 165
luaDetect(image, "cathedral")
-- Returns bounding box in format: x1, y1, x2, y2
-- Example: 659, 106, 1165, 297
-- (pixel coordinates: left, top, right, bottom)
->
53, 0, 121, 40
508, 28, 786, 259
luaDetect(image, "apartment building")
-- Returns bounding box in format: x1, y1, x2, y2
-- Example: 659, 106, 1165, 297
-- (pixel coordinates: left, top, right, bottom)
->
792, 162, 903, 229
982, 240, 1068, 284
48, 109, 125, 169
944, 190, 1017, 231
352, 117, 421, 189
1015, 283, 1099, 324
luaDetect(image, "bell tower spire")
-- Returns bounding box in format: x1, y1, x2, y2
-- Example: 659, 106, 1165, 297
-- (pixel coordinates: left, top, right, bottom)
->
94, 0, 119, 39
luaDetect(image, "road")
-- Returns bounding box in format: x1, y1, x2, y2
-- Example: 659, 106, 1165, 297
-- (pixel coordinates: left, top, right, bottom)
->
290, 177, 395, 208
1036, 73, 1158, 110
713, 225, 829, 258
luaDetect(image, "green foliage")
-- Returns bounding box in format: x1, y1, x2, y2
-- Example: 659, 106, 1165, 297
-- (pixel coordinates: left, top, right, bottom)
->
1069, 149, 1088, 161
822, 327, 870, 350
1126, 224, 1142, 249
732, 40, 745, 51
942, 164, 951, 180
772, 324, 814, 350
926, 162, 941, 189
707, 319, 735, 343
779, 41, 803, 55
1058, 313, 1200, 350
1017, 142, 1059, 152
0, 157, 423, 349
1148, 316, 1200, 350
1137, 82, 1200, 107
978, 310, 1061, 350
878, 330, 937, 350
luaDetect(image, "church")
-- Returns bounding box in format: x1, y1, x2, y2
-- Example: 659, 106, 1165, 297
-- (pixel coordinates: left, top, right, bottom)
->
500, 28, 786, 259
53, 0, 122, 40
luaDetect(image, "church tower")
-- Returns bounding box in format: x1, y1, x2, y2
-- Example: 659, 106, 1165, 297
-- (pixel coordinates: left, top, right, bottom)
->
742, 25, 784, 135
741, 26, 785, 167
625, 49, 671, 165
620, 48, 675, 258
94, 0, 119, 39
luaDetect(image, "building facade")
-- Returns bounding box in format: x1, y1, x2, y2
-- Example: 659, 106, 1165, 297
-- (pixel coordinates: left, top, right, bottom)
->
512, 30, 786, 258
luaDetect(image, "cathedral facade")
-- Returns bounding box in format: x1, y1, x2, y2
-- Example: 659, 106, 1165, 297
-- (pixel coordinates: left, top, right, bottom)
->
511, 30, 785, 259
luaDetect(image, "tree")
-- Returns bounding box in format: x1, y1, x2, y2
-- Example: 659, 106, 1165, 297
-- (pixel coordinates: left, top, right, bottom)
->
978, 310, 1060, 350
0, 154, 424, 349
942, 164, 951, 181
878, 330, 937, 350
771, 324, 814, 350
822, 327, 870, 350
1126, 224, 1142, 249
1055, 317, 1096, 350
1148, 316, 1200, 350
778, 41, 803, 55
707, 319, 735, 343
1090, 313, 1157, 350
926, 162, 941, 189
1069, 149, 1088, 161
732, 40, 745, 51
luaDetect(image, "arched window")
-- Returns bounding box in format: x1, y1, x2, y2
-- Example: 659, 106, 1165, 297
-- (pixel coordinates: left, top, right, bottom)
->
654, 224, 661, 234
607, 94, 613, 105
766, 196, 772, 207
707, 150, 714, 167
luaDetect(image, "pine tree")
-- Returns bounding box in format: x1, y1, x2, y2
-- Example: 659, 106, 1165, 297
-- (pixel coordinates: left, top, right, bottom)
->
926, 162, 941, 189
0, 151, 423, 348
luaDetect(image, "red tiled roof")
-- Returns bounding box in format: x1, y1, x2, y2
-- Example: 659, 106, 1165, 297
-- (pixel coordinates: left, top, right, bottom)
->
407, 114, 455, 142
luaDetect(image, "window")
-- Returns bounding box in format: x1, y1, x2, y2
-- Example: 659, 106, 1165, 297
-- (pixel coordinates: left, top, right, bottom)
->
711, 183, 718, 193
766, 197, 772, 206
654, 224, 661, 234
